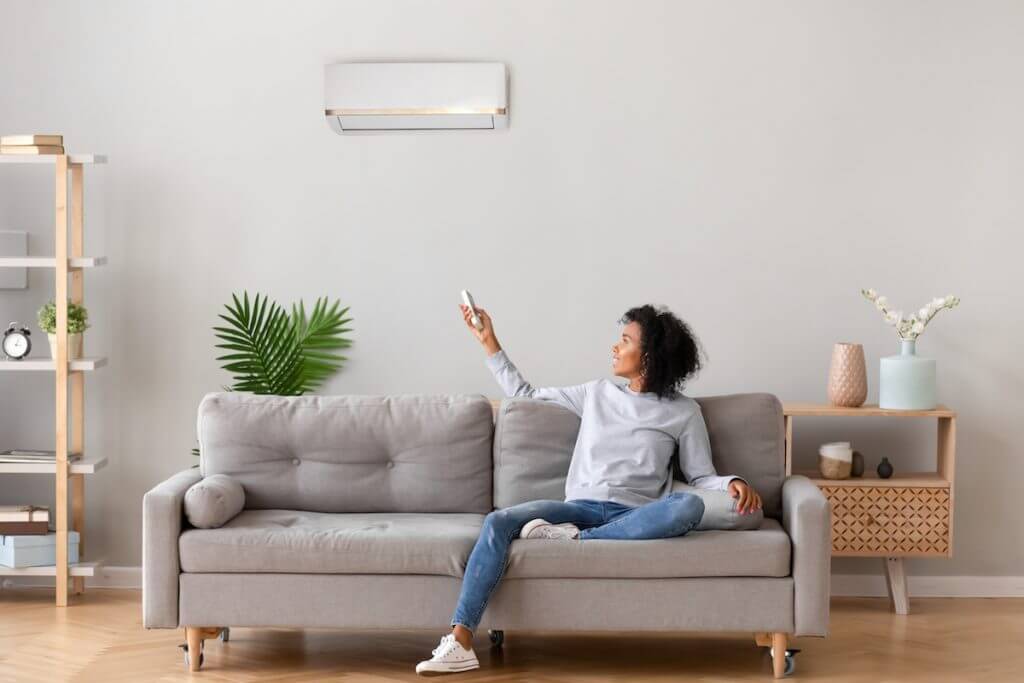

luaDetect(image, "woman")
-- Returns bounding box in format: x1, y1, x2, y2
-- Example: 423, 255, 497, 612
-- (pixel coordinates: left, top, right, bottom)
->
415, 304, 763, 675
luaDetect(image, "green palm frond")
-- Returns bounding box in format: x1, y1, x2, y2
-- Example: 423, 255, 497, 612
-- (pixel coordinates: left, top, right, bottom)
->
213, 291, 353, 396
290, 297, 354, 394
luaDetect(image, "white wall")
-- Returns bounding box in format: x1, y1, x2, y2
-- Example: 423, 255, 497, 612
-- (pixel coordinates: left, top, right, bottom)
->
0, 0, 1020, 581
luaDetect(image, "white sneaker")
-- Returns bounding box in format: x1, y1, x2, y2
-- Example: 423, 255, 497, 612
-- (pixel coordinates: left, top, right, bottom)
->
415, 632, 480, 675
520, 518, 580, 540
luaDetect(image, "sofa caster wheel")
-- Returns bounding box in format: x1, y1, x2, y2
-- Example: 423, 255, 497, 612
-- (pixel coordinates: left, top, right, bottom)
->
488, 629, 504, 647
770, 648, 799, 677
219, 627, 230, 642
179, 642, 204, 671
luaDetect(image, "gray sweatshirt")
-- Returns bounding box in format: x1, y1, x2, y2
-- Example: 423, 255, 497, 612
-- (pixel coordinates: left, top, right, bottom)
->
485, 348, 740, 507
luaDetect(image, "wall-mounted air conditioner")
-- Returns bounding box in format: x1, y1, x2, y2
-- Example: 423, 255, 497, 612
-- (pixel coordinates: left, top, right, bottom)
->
324, 62, 508, 134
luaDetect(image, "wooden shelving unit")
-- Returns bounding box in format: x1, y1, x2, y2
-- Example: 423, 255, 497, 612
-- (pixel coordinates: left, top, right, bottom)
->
0, 456, 107, 475
0, 256, 106, 269
783, 402, 956, 615
0, 152, 107, 605
0, 154, 107, 165
0, 357, 107, 372
0, 562, 99, 577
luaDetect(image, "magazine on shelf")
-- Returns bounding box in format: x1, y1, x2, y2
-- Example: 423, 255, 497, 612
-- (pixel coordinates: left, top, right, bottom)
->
0, 450, 82, 463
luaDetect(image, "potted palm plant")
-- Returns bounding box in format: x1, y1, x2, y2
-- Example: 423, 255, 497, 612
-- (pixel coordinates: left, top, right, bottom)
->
214, 292, 353, 395
37, 300, 88, 360
190, 291, 355, 461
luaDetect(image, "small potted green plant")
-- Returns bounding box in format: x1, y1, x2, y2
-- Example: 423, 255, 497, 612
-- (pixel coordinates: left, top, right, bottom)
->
37, 300, 89, 360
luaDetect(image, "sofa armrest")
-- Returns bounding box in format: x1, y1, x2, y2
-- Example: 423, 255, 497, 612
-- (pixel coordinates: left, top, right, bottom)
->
782, 475, 831, 637
143, 467, 203, 628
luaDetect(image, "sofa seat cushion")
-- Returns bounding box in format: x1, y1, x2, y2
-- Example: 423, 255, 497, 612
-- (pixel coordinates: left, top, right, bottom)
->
179, 509, 484, 577
504, 518, 791, 579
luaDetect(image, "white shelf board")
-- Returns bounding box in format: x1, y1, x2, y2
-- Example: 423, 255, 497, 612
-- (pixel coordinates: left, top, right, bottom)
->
0, 561, 99, 577
0, 357, 107, 371
0, 256, 106, 269
0, 455, 107, 475
0, 154, 107, 165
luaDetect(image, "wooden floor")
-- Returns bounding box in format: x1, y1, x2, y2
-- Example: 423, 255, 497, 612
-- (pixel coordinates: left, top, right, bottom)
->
0, 589, 1021, 682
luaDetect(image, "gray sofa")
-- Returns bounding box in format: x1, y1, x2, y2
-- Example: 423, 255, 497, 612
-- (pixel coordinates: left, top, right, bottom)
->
143, 391, 830, 677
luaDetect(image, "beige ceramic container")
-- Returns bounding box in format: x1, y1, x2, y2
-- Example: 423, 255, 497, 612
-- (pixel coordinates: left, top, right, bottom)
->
819, 441, 853, 479
827, 342, 867, 407
819, 454, 852, 479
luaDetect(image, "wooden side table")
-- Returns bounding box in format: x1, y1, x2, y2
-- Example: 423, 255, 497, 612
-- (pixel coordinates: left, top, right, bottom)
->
782, 403, 957, 615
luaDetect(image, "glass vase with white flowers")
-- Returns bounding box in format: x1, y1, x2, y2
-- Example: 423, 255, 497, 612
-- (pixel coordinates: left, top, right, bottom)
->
860, 289, 960, 410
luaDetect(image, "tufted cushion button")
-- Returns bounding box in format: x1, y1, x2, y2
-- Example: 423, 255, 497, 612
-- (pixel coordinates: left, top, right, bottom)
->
387, 461, 395, 468
292, 458, 300, 465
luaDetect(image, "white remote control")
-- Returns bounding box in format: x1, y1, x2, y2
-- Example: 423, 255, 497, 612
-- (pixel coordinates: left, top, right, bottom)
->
461, 290, 484, 331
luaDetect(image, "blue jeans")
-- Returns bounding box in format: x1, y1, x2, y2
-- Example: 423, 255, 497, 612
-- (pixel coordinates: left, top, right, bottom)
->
450, 492, 705, 632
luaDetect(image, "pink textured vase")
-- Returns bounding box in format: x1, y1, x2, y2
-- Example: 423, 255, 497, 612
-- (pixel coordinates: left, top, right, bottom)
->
827, 342, 867, 407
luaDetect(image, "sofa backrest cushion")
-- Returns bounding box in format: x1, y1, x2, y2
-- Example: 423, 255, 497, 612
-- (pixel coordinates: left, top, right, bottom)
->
198, 392, 494, 514
492, 392, 786, 519
492, 397, 581, 510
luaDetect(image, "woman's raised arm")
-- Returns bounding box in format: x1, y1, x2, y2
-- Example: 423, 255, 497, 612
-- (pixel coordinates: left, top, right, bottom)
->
461, 304, 588, 416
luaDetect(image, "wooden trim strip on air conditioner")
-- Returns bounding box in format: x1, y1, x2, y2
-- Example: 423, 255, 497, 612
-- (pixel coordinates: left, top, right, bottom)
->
326, 107, 506, 116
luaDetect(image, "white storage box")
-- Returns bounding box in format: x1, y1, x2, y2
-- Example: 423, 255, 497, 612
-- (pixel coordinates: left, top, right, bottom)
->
0, 531, 80, 568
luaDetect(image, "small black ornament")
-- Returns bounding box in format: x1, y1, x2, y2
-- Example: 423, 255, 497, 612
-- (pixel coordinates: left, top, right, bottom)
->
851, 450, 865, 477
877, 457, 894, 479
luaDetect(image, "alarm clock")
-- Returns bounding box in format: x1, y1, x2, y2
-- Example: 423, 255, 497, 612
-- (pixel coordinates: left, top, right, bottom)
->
2, 322, 32, 360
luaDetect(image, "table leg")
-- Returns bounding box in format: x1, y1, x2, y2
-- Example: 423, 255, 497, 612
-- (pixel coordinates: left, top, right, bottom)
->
884, 557, 909, 615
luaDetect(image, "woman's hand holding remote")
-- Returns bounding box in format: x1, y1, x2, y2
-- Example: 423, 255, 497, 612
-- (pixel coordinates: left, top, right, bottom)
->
460, 304, 501, 356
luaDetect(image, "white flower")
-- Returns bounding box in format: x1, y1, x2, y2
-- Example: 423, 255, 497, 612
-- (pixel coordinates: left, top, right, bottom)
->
912, 321, 925, 334
877, 296, 888, 307
885, 311, 899, 325
944, 295, 957, 306
919, 306, 930, 319
864, 288, 878, 300
932, 297, 945, 309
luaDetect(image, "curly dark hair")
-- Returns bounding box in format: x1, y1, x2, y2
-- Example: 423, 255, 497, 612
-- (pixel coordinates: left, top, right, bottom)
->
618, 305, 705, 399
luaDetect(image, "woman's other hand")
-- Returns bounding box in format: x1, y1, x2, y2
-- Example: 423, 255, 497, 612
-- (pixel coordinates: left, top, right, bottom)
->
460, 304, 501, 355
728, 479, 762, 515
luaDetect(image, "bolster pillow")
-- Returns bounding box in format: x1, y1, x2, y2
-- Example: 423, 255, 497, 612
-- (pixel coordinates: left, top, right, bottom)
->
672, 480, 764, 531
184, 474, 245, 529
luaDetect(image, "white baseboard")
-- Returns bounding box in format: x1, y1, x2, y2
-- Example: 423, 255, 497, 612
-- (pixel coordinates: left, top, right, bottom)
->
831, 573, 1024, 598
0, 566, 140, 589
91, 565, 142, 588
4, 568, 1024, 597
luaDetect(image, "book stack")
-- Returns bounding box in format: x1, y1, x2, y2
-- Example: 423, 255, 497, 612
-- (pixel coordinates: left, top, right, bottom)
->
0, 505, 50, 535
0, 134, 65, 155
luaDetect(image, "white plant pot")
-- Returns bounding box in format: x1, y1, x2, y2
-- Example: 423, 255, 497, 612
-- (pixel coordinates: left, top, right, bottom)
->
47, 333, 83, 360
